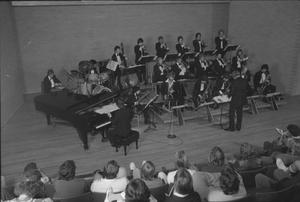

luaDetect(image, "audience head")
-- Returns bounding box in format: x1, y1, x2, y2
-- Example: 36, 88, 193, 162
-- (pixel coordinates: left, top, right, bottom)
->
114, 45, 121, 54
21, 181, 46, 199
220, 166, 240, 195
261, 64, 269, 72
141, 161, 156, 181
24, 170, 42, 182
208, 146, 225, 166
137, 38, 144, 45
175, 150, 189, 169
195, 32, 202, 40
240, 142, 256, 159
103, 160, 120, 179
158, 36, 164, 42
174, 168, 194, 195
125, 179, 150, 202
287, 124, 300, 138
58, 160, 76, 181
177, 36, 183, 43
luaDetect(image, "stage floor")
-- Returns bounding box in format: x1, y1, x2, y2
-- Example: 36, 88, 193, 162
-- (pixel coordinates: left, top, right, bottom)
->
2, 95, 300, 184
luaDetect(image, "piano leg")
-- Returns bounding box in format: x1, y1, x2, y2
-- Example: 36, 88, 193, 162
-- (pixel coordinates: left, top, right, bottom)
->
76, 128, 89, 150
46, 113, 51, 125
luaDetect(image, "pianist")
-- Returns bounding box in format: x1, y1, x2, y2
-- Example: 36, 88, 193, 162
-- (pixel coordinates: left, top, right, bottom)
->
107, 98, 139, 148
43, 69, 62, 94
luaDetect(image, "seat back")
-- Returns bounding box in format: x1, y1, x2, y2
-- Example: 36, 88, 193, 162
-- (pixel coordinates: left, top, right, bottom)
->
238, 166, 266, 188
91, 192, 107, 202
150, 184, 169, 202
209, 195, 254, 202
255, 185, 295, 202
53, 192, 92, 202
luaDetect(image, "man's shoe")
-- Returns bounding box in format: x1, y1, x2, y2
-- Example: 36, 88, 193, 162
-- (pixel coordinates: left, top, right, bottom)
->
224, 128, 235, 132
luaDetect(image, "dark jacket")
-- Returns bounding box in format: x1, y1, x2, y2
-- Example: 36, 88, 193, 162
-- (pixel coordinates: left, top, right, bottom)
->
153, 64, 167, 82
111, 53, 125, 63
43, 75, 60, 94
134, 45, 146, 64
215, 37, 228, 51
155, 42, 169, 58
229, 77, 248, 106
193, 39, 205, 53
111, 107, 133, 137
176, 43, 189, 56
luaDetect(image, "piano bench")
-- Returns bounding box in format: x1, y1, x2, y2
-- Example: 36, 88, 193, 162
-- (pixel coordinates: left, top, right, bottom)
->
112, 131, 139, 156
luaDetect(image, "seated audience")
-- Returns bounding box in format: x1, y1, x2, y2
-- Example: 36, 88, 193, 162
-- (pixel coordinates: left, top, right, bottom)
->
253, 64, 276, 95
43, 69, 62, 94
171, 57, 190, 80
264, 124, 300, 156
91, 160, 128, 193
130, 161, 167, 188
106, 178, 157, 202
207, 166, 247, 202
6, 181, 52, 202
255, 160, 300, 191
52, 160, 88, 198
167, 151, 197, 184
165, 168, 201, 202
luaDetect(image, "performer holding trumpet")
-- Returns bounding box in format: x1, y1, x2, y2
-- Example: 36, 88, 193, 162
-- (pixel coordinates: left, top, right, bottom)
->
155, 36, 169, 60
134, 38, 148, 84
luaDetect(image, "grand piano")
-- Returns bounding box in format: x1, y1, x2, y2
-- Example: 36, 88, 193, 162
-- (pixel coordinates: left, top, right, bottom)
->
34, 90, 119, 150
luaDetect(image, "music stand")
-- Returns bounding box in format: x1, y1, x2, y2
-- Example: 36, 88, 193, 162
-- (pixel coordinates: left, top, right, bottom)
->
143, 94, 159, 133
212, 95, 231, 128
225, 45, 240, 52
164, 53, 178, 62
138, 55, 156, 64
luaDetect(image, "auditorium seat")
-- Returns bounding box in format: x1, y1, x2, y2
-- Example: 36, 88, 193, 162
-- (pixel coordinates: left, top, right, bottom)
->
150, 184, 169, 202
238, 166, 266, 189
53, 192, 92, 202
209, 195, 254, 202
255, 185, 295, 202
91, 192, 106, 202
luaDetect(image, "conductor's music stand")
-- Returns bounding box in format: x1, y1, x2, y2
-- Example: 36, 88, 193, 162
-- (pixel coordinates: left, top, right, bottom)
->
138, 55, 156, 64
143, 94, 159, 133
167, 104, 187, 139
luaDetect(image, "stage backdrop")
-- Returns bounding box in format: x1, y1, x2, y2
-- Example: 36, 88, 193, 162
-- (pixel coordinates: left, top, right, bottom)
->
13, 2, 229, 93
1, 2, 24, 126
228, 1, 300, 95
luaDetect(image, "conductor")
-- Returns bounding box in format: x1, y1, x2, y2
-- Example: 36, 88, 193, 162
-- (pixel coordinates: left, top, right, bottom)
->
225, 71, 248, 132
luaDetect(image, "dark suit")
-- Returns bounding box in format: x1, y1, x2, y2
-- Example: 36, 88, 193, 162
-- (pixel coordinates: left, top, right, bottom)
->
161, 80, 186, 105
43, 75, 60, 94
155, 42, 169, 58
108, 106, 139, 145
152, 64, 167, 83
111, 53, 125, 89
215, 37, 228, 56
212, 58, 226, 76
176, 43, 189, 61
134, 45, 147, 83
193, 39, 205, 53
228, 77, 248, 130
192, 79, 208, 108
171, 63, 189, 80
194, 60, 209, 79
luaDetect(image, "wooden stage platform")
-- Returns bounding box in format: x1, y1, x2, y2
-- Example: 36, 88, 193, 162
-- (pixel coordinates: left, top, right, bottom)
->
1, 95, 300, 184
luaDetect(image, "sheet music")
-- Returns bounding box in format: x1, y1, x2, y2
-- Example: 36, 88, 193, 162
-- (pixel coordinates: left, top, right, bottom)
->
94, 103, 119, 114
106, 60, 119, 72
213, 95, 231, 103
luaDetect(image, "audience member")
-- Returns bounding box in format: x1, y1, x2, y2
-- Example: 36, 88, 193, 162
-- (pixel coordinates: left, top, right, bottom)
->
165, 168, 201, 202
53, 160, 87, 198
91, 160, 128, 193
6, 181, 52, 202
130, 161, 167, 188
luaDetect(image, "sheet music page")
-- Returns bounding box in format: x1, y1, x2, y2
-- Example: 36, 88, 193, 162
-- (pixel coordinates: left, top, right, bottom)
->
94, 103, 119, 114
213, 95, 231, 103
106, 60, 119, 71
